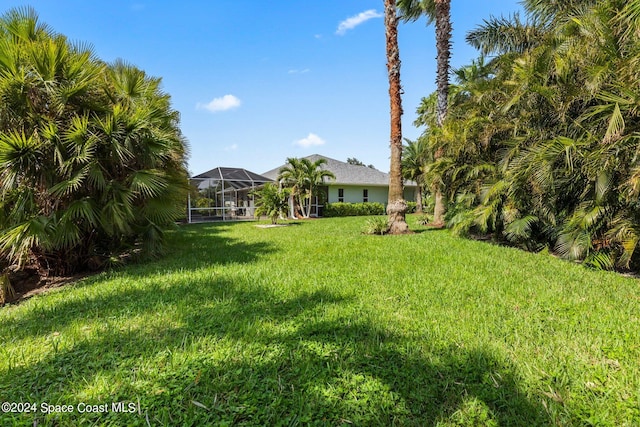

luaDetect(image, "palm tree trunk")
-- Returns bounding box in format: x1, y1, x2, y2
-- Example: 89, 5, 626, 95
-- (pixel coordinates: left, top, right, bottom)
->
297, 195, 305, 218
415, 185, 423, 213
432, 0, 451, 227
385, 0, 410, 234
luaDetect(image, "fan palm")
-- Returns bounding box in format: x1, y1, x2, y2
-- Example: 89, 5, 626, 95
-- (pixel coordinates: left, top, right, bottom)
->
0, 8, 189, 275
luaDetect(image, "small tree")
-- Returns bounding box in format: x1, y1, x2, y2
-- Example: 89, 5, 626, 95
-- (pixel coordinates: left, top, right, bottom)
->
253, 184, 290, 224
402, 137, 430, 213
277, 157, 335, 218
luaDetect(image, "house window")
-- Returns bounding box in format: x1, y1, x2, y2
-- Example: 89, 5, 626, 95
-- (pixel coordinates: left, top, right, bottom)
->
338, 188, 344, 202
363, 189, 369, 203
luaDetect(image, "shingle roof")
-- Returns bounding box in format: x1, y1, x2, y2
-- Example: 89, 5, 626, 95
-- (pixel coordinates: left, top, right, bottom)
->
262, 154, 416, 187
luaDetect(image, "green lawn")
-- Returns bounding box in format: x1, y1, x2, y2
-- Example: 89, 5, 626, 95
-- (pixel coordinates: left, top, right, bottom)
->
1, 216, 639, 426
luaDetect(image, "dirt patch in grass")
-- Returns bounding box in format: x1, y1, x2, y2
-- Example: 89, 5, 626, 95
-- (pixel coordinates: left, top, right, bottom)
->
3, 268, 89, 306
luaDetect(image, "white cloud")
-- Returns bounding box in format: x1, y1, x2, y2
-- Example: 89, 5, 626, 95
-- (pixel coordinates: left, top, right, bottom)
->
294, 133, 326, 148
197, 94, 241, 113
288, 68, 310, 74
336, 9, 383, 35
224, 144, 238, 152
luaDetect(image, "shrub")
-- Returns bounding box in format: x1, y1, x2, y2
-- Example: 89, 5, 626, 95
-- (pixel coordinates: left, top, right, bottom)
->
415, 214, 432, 225
195, 198, 214, 208
252, 184, 290, 224
0, 9, 189, 275
362, 217, 389, 235
324, 202, 385, 217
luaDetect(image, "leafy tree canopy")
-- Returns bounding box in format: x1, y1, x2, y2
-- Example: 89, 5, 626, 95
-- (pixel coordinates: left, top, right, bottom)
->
347, 157, 376, 169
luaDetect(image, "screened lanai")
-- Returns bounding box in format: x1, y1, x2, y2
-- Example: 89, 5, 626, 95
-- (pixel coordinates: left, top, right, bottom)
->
188, 167, 273, 223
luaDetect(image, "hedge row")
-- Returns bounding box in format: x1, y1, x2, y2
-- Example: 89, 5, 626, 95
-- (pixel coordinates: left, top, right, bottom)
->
323, 202, 419, 217
323, 202, 385, 217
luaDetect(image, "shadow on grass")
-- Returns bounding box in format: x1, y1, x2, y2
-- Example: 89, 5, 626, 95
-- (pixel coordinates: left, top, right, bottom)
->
2, 270, 552, 426
410, 227, 448, 234
1, 223, 276, 343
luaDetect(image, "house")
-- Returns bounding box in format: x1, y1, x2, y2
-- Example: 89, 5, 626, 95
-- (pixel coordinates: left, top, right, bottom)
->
261, 154, 417, 217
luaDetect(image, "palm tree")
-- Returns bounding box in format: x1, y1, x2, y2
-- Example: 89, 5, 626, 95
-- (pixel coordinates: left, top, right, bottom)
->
397, 0, 452, 227
385, 0, 410, 234
442, 0, 640, 270
0, 7, 189, 275
402, 138, 430, 213
252, 183, 290, 224
277, 157, 335, 219
465, 13, 545, 56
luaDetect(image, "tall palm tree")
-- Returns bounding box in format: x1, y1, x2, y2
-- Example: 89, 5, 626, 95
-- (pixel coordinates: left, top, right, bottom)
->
385, 0, 410, 234
397, 0, 452, 227
277, 157, 335, 219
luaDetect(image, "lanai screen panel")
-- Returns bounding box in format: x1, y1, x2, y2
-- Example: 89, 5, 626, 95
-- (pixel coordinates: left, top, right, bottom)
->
188, 167, 273, 222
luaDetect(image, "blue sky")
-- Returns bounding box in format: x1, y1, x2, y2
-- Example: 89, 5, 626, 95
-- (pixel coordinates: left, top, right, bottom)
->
3, 1, 522, 174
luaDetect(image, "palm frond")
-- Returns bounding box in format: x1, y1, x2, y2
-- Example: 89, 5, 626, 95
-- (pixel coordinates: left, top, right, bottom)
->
129, 169, 168, 199
48, 165, 89, 198
555, 227, 591, 260
504, 215, 539, 242
466, 14, 545, 56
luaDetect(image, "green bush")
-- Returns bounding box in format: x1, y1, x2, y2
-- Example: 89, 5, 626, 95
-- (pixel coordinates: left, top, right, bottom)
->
324, 202, 385, 217
415, 213, 432, 225
406, 201, 417, 213
362, 216, 389, 235
252, 184, 290, 224
195, 198, 214, 208
0, 9, 189, 275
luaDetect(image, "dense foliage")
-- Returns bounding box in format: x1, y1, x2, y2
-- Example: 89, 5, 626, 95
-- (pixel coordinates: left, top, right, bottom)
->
323, 202, 386, 217
277, 157, 334, 219
0, 8, 189, 275
252, 183, 290, 224
411, 0, 640, 271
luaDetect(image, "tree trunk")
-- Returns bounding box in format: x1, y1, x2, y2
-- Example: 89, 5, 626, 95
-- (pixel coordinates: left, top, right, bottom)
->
296, 195, 306, 218
433, 183, 446, 226
385, 0, 410, 234
434, 0, 451, 128
432, 0, 451, 227
415, 185, 423, 214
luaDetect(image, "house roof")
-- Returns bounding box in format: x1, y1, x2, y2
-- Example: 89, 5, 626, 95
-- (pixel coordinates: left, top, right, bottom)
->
191, 167, 272, 190
262, 154, 416, 187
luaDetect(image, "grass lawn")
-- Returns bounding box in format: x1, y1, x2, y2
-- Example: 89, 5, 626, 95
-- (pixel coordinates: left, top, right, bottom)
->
1, 216, 639, 426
